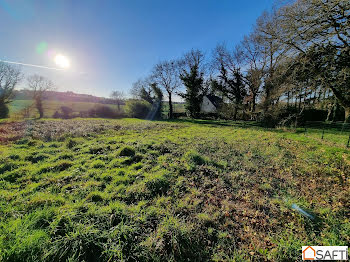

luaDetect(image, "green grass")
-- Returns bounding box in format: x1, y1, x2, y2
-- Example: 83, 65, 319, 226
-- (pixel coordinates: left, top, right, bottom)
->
8, 99, 120, 118
0, 118, 349, 261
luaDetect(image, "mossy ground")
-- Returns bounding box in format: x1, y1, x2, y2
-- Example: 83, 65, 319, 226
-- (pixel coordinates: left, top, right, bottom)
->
0, 118, 349, 261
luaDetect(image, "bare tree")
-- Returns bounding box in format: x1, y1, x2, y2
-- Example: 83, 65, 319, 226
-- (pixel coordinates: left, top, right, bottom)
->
269, 0, 350, 121
0, 62, 22, 118
255, 10, 288, 111
131, 78, 148, 99
181, 49, 206, 74
131, 77, 154, 103
110, 90, 125, 111
240, 33, 268, 112
151, 60, 181, 119
27, 75, 54, 118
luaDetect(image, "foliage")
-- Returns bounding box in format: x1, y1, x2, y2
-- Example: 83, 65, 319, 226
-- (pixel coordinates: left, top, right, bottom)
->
88, 105, 122, 119
180, 64, 203, 118
124, 100, 152, 119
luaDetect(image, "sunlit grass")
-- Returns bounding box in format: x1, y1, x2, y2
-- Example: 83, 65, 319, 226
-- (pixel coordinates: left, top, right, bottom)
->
0, 118, 349, 261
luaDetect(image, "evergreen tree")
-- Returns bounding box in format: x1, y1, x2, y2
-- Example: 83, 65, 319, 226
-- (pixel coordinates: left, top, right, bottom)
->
180, 64, 203, 118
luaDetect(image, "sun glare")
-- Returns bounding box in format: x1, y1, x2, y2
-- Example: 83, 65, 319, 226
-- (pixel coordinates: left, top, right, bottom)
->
54, 54, 70, 69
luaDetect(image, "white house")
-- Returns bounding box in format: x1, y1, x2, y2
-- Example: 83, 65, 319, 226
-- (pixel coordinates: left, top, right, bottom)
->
200, 95, 223, 113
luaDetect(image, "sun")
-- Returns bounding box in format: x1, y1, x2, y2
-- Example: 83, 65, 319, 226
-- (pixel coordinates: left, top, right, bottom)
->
54, 54, 70, 69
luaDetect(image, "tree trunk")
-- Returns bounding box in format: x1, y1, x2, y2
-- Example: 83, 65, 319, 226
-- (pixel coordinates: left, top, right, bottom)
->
251, 93, 256, 112
264, 85, 270, 112
344, 107, 350, 123
36, 97, 44, 118
168, 92, 173, 119
233, 98, 239, 120
0, 100, 9, 118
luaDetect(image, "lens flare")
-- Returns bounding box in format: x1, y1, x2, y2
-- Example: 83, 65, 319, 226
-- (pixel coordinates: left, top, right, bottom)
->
36, 42, 48, 54
54, 54, 70, 69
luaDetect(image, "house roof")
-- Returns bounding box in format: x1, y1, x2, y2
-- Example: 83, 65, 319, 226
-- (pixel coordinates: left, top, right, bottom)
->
205, 94, 223, 108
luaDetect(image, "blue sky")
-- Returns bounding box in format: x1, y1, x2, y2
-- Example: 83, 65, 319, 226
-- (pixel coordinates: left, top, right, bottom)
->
0, 0, 273, 98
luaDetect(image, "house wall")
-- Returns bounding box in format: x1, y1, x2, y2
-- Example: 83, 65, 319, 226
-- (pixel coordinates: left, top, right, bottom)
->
200, 96, 217, 113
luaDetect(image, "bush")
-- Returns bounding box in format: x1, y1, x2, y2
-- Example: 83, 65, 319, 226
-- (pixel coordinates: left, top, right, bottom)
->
125, 100, 151, 119
60, 106, 73, 119
88, 105, 121, 118
52, 111, 61, 118
258, 107, 302, 128
52, 106, 74, 119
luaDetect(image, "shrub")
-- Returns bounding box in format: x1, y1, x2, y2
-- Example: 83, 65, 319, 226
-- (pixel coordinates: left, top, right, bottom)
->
52, 111, 61, 118
60, 106, 73, 119
88, 105, 121, 118
125, 100, 151, 119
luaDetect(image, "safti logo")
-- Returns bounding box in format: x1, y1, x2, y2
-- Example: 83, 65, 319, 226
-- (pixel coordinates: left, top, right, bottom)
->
302, 246, 348, 260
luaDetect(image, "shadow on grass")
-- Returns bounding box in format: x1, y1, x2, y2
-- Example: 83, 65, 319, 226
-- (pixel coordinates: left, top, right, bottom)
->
166, 118, 266, 129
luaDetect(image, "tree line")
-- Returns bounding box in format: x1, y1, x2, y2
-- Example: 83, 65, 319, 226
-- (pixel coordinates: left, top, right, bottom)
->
1, 0, 348, 123
131, 0, 350, 123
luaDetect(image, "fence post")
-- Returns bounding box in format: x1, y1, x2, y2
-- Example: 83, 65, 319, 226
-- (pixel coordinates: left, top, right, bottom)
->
347, 134, 350, 148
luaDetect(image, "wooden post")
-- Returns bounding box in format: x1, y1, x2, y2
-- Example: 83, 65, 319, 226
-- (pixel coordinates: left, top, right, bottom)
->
347, 134, 350, 148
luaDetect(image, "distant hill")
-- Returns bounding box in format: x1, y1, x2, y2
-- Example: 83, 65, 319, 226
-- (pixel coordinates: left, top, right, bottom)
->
12, 90, 124, 105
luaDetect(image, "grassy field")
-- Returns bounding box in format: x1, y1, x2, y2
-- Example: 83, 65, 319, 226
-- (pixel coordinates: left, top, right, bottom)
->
0, 118, 349, 261
9, 100, 120, 118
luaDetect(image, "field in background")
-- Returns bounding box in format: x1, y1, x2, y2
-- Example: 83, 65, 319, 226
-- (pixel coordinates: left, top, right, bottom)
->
9, 99, 184, 119
9, 100, 120, 118
0, 118, 349, 261
162, 102, 186, 114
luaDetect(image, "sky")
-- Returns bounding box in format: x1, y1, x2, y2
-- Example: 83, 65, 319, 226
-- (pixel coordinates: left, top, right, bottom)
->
0, 0, 273, 98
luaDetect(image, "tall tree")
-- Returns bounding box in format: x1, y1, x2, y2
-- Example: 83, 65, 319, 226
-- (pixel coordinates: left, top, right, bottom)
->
260, 0, 350, 120
212, 45, 246, 120
27, 75, 54, 118
151, 60, 181, 119
0, 62, 22, 118
179, 49, 205, 118
255, 11, 287, 111
240, 33, 267, 112
180, 64, 203, 118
